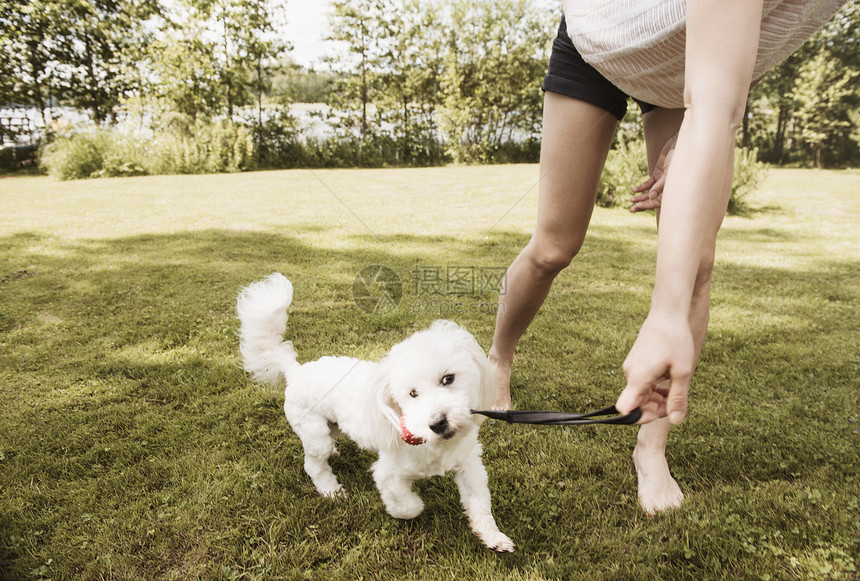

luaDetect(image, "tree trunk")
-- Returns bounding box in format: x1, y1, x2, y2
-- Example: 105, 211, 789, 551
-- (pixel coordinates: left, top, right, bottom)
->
360, 62, 368, 140
774, 103, 788, 163
402, 92, 409, 162
256, 56, 264, 158
224, 31, 233, 118
257, 59, 264, 129
83, 28, 103, 124
27, 44, 48, 131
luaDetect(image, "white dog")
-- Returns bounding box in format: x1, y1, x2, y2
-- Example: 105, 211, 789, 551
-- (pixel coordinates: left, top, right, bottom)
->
236, 273, 514, 552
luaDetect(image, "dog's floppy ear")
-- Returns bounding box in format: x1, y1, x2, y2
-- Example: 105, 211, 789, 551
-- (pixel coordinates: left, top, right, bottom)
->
433, 320, 495, 411
369, 361, 402, 443
467, 335, 496, 412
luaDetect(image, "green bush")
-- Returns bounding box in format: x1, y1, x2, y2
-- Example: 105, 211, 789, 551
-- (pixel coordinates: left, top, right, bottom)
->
597, 139, 649, 208
40, 120, 257, 180
728, 146, 768, 215
146, 118, 256, 175
41, 130, 146, 180
597, 140, 767, 215
252, 110, 304, 169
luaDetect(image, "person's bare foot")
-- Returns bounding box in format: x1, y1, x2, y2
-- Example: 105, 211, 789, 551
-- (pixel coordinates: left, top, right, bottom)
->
488, 350, 512, 410
633, 441, 684, 514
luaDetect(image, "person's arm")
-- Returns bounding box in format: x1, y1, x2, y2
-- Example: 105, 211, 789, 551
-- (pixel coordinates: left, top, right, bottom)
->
616, 0, 765, 423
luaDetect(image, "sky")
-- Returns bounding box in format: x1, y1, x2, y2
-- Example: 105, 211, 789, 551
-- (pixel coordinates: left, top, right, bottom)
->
283, 0, 331, 67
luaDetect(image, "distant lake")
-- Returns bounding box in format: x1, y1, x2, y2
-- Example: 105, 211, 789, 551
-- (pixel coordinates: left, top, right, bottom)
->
0, 104, 334, 147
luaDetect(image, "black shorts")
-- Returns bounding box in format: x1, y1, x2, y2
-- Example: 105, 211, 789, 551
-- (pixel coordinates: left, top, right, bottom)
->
542, 16, 656, 121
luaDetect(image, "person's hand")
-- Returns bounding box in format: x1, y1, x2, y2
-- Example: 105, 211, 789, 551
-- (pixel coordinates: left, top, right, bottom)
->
616, 310, 695, 424
630, 133, 678, 213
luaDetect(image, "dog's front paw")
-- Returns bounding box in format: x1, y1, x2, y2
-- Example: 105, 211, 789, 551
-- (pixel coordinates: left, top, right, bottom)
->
481, 531, 515, 553
318, 484, 348, 500
384, 495, 424, 520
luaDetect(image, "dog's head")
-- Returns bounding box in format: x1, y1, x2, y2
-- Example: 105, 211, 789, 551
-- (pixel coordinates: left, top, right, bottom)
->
375, 320, 494, 446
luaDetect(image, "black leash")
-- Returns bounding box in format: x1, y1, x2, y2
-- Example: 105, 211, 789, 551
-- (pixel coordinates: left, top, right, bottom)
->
471, 405, 641, 426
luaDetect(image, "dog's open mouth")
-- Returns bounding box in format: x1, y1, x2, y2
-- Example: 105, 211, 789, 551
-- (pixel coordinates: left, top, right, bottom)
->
399, 415, 462, 445
399, 416, 424, 446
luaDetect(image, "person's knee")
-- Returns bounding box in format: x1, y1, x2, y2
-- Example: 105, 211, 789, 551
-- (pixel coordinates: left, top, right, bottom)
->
526, 239, 582, 275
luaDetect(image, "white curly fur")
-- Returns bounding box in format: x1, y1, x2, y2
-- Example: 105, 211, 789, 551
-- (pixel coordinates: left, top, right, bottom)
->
237, 273, 514, 552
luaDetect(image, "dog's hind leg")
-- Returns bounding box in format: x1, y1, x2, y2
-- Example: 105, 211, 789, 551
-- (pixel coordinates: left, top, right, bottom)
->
372, 455, 424, 520
454, 451, 515, 552
289, 414, 345, 498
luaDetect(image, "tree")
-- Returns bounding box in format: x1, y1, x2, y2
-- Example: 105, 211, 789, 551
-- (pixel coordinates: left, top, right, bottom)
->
788, 51, 857, 167
0, 0, 64, 128
148, 0, 287, 125
747, 2, 859, 167
325, 0, 389, 147
150, 36, 222, 121
322, 0, 553, 166
371, 0, 447, 164
0, 0, 160, 127
193, 0, 288, 120
802, 1, 860, 167
437, 0, 553, 163
747, 53, 806, 164
56, 0, 161, 124
234, 0, 289, 131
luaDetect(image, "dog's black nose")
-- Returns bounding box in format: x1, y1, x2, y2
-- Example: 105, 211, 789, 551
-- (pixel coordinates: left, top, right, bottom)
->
429, 416, 449, 435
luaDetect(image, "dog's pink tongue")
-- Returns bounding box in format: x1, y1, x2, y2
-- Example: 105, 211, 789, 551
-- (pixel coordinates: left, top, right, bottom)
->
399, 416, 424, 446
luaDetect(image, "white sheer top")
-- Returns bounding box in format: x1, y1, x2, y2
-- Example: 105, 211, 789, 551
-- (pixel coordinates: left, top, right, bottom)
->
562, 0, 846, 108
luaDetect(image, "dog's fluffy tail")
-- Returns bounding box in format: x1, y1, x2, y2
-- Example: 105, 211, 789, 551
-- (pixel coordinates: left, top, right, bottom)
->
237, 272, 299, 385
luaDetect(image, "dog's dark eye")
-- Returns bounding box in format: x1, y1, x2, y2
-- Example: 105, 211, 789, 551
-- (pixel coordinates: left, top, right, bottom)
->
441, 374, 455, 386
409, 389, 419, 398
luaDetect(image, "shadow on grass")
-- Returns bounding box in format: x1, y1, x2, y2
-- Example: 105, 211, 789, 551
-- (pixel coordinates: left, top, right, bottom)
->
0, 227, 858, 578
715, 227, 801, 243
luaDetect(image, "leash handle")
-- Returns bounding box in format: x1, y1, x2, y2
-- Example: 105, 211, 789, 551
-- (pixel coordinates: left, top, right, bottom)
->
471, 405, 642, 426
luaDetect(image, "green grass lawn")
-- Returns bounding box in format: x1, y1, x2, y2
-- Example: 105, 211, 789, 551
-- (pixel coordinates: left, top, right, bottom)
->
1, 166, 858, 580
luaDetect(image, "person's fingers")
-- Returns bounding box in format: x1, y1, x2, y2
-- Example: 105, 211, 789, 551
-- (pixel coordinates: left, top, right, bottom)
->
615, 384, 642, 416
666, 370, 692, 425
630, 189, 661, 203
617, 381, 669, 423
651, 174, 666, 195
636, 409, 660, 424
631, 173, 666, 212
633, 391, 668, 424
616, 366, 654, 414
632, 176, 656, 193
630, 195, 662, 213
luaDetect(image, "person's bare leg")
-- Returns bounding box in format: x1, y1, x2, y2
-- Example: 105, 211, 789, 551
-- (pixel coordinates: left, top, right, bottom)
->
490, 92, 618, 409
635, 235, 715, 512
634, 106, 716, 514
